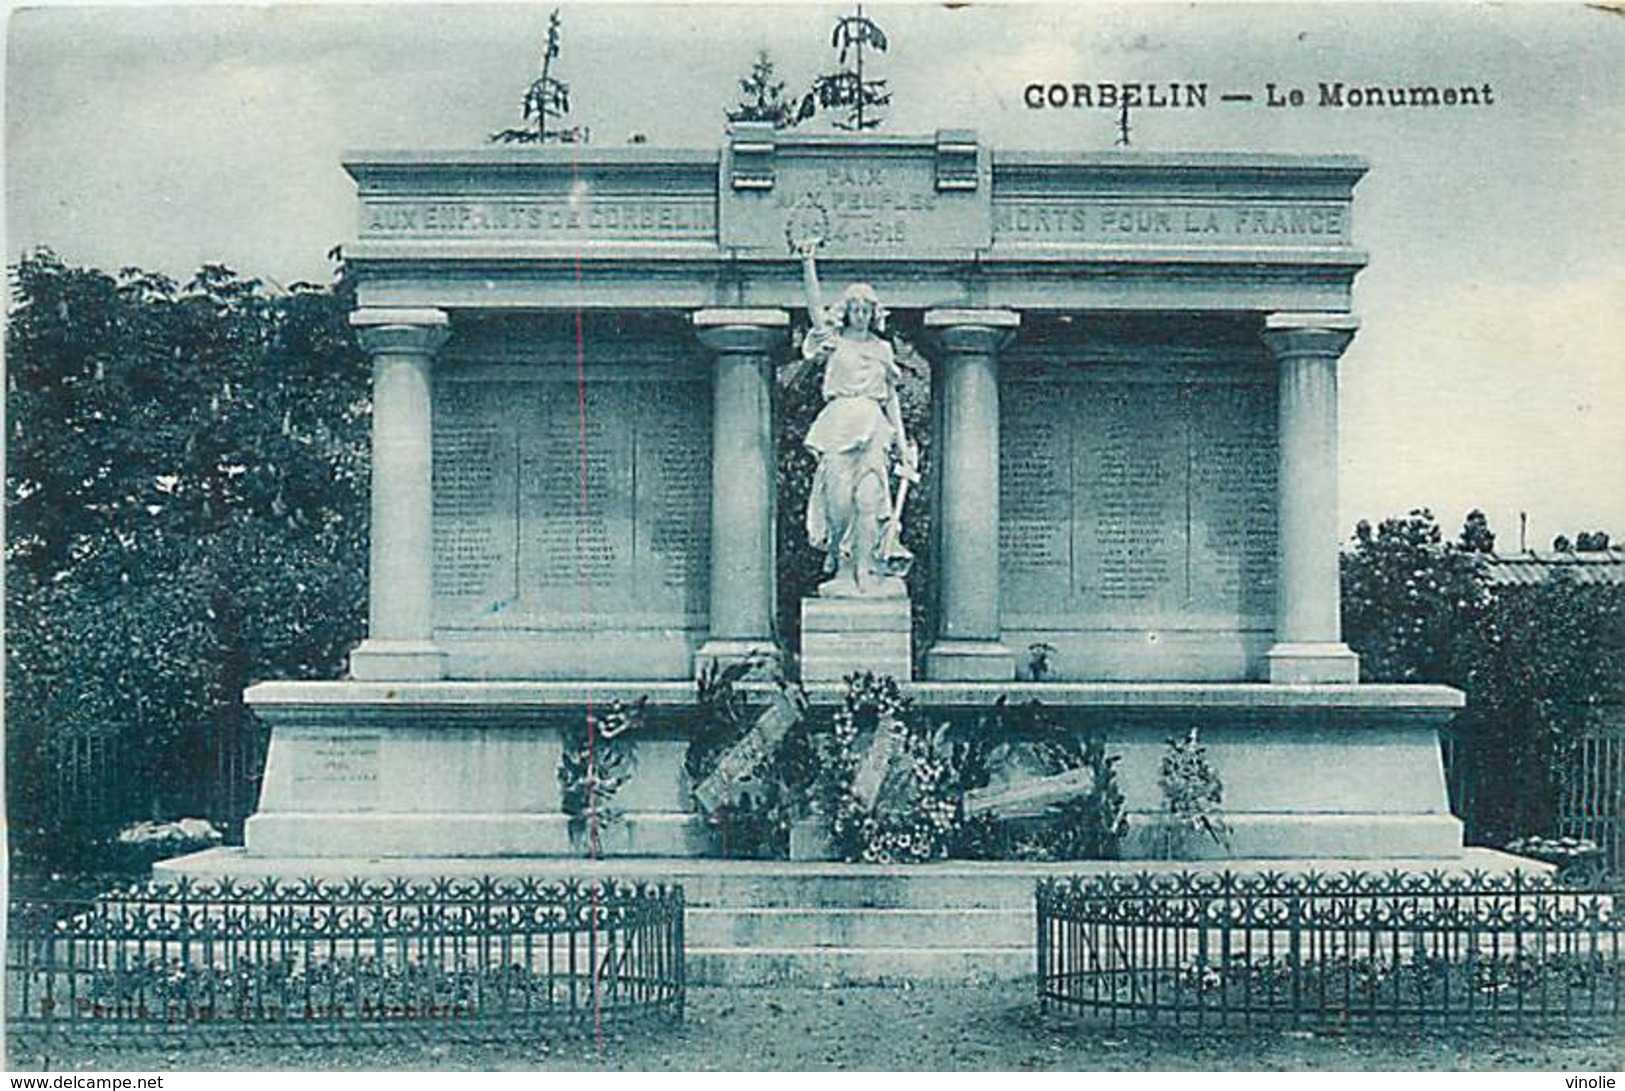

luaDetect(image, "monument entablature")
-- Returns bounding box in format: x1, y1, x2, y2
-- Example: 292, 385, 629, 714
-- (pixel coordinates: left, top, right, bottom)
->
344, 129, 1366, 314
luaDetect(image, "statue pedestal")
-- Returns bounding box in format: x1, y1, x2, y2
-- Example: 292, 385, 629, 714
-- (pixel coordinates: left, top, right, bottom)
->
800, 597, 913, 682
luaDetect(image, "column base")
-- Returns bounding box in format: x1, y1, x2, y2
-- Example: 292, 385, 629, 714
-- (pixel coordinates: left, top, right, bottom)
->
1266, 641, 1360, 684
349, 639, 446, 681
924, 639, 1016, 681
696, 638, 783, 673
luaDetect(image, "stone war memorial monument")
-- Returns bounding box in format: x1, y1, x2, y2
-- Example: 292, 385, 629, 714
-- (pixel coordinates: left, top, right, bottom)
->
168, 126, 1466, 876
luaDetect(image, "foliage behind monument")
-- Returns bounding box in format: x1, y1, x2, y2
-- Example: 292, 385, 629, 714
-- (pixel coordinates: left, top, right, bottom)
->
1341, 509, 1625, 843
6, 250, 369, 865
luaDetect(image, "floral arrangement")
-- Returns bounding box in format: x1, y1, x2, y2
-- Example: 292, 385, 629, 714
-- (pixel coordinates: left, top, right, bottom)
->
558, 698, 642, 853
1156, 726, 1229, 858
822, 673, 960, 864
684, 654, 808, 859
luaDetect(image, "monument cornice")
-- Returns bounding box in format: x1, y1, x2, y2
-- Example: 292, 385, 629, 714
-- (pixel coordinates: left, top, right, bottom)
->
347, 253, 1362, 314
244, 679, 1463, 721
341, 136, 1369, 315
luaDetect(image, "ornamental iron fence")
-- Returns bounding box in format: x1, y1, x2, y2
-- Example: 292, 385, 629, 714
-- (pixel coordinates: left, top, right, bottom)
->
1037, 869, 1622, 1030
7, 876, 684, 1038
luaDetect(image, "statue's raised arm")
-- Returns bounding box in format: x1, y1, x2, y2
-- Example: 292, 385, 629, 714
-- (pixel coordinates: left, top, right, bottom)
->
800, 242, 827, 331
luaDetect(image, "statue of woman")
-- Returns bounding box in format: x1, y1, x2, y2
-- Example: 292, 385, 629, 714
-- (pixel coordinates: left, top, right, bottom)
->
797, 241, 918, 598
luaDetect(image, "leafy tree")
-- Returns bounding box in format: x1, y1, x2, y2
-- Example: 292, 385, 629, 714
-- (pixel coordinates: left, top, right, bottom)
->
805, 4, 891, 131
1340, 510, 1488, 686
1465, 572, 1625, 840
1574, 530, 1612, 552
1457, 508, 1496, 554
491, 9, 589, 145
1341, 506, 1625, 845
726, 51, 812, 130
6, 250, 369, 862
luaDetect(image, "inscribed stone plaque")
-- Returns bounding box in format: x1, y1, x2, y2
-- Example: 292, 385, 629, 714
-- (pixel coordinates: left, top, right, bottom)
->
721, 142, 991, 258
999, 365, 1277, 631
520, 382, 638, 614
1188, 382, 1278, 621
633, 381, 712, 613
999, 379, 1071, 615
291, 734, 381, 810
1073, 381, 1186, 616
432, 366, 710, 632
433, 381, 520, 618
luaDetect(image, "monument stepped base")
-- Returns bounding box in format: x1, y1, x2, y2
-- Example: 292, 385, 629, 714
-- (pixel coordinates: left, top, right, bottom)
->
239, 679, 1468, 861
156, 850, 1535, 987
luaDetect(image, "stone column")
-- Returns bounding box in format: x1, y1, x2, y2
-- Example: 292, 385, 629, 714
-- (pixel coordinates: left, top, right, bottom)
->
348, 308, 451, 681
1262, 313, 1361, 684
923, 308, 1021, 681
693, 309, 787, 667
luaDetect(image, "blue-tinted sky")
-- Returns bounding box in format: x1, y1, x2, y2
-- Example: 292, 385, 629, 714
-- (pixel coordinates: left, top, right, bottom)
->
7, 3, 1623, 545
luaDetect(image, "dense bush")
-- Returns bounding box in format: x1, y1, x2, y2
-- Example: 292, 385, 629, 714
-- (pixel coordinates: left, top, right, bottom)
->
1342, 509, 1625, 843
6, 251, 368, 862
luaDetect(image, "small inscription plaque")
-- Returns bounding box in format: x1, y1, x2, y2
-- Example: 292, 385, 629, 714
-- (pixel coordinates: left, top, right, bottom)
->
721, 144, 991, 258
291, 734, 381, 810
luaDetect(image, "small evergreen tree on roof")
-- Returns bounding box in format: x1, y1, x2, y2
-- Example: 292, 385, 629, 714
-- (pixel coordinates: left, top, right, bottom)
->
491, 9, 589, 145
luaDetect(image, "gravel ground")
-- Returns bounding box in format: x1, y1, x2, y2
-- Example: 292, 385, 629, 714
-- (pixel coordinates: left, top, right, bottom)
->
10, 982, 1622, 1072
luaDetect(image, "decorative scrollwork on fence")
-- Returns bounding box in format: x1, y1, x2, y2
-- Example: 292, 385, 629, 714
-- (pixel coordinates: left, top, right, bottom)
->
8, 876, 685, 1036
1037, 869, 1622, 1030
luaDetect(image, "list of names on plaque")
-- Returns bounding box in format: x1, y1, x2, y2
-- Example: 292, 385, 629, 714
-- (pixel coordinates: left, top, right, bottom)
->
1074, 383, 1183, 611
431, 368, 712, 632
636, 381, 711, 604
999, 367, 1276, 630
1188, 382, 1277, 619
999, 380, 1071, 613
521, 385, 634, 608
433, 381, 518, 616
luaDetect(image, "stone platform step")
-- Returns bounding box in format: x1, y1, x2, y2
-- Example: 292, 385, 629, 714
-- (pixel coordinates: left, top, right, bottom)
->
157, 849, 1536, 987
687, 906, 1030, 948
686, 946, 1032, 987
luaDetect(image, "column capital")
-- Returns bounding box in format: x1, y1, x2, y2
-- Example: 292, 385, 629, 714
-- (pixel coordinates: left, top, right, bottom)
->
351, 308, 451, 356
693, 309, 790, 354
924, 309, 1021, 355
1262, 312, 1359, 361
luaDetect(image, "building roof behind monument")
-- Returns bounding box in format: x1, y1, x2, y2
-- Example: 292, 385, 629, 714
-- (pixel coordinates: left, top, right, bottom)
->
1481, 549, 1625, 588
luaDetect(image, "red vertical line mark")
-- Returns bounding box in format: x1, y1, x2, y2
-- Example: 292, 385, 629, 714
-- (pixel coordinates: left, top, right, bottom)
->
1068, 379, 1078, 596
567, 145, 606, 1063
1184, 384, 1193, 605
513, 434, 522, 598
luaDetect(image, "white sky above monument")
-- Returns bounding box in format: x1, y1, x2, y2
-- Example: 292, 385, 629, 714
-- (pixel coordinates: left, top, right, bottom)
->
6, 2, 1623, 547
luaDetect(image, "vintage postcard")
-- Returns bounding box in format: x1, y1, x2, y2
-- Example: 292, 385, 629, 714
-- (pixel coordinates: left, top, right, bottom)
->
5, 1, 1622, 1075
